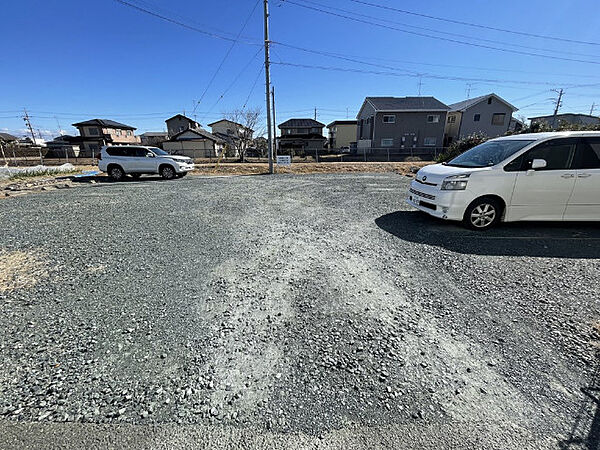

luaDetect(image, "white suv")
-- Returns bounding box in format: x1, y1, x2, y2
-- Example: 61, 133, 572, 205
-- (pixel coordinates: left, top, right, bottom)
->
408, 131, 600, 230
97, 146, 194, 181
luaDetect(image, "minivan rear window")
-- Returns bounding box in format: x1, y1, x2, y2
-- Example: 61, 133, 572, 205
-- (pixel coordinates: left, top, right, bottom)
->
446, 140, 534, 168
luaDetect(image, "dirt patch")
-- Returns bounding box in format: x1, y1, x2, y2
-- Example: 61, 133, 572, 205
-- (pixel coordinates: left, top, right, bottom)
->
0, 166, 95, 199
191, 162, 428, 177
0, 249, 47, 294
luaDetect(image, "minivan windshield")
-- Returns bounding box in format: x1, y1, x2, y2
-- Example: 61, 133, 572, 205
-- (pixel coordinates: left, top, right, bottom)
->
149, 147, 169, 156
447, 139, 534, 168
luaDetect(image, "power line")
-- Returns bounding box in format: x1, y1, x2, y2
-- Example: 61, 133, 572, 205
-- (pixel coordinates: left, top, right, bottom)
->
272, 43, 584, 87
192, 0, 261, 115
295, 0, 600, 59
346, 0, 600, 47
112, 0, 261, 46
243, 65, 265, 108
283, 0, 600, 65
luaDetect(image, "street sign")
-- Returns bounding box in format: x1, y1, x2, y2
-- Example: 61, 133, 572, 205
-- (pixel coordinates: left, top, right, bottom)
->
277, 155, 291, 166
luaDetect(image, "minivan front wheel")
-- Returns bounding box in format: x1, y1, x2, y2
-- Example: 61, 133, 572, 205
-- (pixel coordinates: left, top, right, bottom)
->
463, 197, 502, 230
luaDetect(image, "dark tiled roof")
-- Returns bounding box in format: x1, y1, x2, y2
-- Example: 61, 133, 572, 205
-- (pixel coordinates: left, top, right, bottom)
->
449, 93, 518, 112
165, 114, 200, 125
71, 119, 136, 130
366, 97, 449, 111
327, 120, 357, 127
278, 118, 325, 128
170, 127, 224, 143
0, 132, 18, 141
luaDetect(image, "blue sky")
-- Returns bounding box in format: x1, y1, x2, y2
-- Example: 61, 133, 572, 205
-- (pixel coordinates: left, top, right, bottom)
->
2, 0, 600, 139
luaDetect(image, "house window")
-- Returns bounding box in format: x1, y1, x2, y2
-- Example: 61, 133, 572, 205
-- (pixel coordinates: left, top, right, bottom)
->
474, 114, 481, 122
87, 127, 99, 136
381, 138, 393, 147
127, 130, 132, 136
424, 137, 437, 146
116, 130, 121, 136
427, 115, 440, 123
492, 113, 506, 125
447, 115, 456, 123
383, 115, 396, 123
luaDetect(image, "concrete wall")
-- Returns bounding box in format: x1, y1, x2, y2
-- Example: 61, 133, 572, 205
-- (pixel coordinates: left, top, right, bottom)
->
163, 140, 219, 158
456, 98, 513, 138
372, 111, 447, 149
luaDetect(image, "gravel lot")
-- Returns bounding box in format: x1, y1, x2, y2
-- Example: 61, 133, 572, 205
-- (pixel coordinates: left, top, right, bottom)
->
0, 173, 599, 449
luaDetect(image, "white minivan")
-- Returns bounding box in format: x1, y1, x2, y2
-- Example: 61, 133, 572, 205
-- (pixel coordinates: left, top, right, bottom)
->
407, 132, 600, 230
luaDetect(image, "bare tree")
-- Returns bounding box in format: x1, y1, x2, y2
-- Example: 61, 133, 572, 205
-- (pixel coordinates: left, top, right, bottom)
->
224, 108, 262, 162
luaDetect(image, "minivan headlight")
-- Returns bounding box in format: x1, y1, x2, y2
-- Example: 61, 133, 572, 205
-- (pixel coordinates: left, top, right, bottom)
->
441, 174, 470, 190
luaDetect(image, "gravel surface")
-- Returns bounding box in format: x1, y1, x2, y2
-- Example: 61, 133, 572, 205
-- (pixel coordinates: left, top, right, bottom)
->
0, 173, 599, 449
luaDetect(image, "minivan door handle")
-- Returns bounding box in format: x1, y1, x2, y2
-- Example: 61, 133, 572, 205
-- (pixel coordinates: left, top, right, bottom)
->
578, 173, 592, 178
561, 173, 575, 178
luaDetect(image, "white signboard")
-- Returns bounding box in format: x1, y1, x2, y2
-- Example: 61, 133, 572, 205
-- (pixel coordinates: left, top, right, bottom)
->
277, 155, 292, 166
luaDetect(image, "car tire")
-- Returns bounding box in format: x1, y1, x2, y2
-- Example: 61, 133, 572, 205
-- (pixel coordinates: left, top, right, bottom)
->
177, 172, 187, 178
463, 197, 502, 231
131, 173, 141, 179
108, 165, 125, 181
160, 165, 176, 180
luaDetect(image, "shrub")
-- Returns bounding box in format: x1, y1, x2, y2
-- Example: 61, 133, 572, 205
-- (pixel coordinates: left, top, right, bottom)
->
437, 133, 488, 162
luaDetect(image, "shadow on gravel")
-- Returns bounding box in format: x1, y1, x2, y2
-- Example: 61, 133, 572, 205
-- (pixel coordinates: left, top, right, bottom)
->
560, 358, 600, 450
375, 211, 600, 259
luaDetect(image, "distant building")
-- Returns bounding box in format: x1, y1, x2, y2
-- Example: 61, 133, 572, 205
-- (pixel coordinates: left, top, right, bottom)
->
0, 133, 18, 143
45, 135, 83, 158
139, 132, 168, 147
72, 119, 140, 156
528, 113, 600, 129
356, 97, 449, 152
277, 119, 327, 155
445, 93, 518, 144
208, 119, 254, 155
163, 128, 225, 158
327, 120, 357, 149
509, 117, 525, 133
165, 114, 201, 138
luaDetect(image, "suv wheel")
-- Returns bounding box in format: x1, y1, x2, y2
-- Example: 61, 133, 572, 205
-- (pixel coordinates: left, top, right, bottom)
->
463, 197, 502, 230
160, 165, 176, 180
109, 165, 125, 181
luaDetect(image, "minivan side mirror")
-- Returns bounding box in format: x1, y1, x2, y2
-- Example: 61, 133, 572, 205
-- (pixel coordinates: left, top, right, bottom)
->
531, 159, 547, 170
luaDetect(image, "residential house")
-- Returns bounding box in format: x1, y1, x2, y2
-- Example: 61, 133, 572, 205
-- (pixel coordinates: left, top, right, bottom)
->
208, 119, 254, 156
45, 135, 83, 158
445, 93, 518, 144
162, 128, 225, 158
508, 117, 524, 133
72, 119, 140, 156
0, 132, 18, 144
139, 132, 168, 147
327, 120, 357, 149
528, 113, 600, 129
356, 97, 449, 152
277, 118, 327, 155
165, 114, 201, 137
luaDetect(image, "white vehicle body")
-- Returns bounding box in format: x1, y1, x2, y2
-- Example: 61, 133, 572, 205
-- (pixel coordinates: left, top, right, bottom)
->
98, 145, 194, 180
407, 132, 600, 228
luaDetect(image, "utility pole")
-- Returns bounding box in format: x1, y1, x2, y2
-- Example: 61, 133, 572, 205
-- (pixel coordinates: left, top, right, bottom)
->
466, 83, 474, 99
263, 0, 274, 174
551, 88, 564, 128
23, 109, 43, 164
590, 102, 596, 116
346, 107, 349, 119
417, 76, 423, 96
314, 107, 317, 120
271, 85, 277, 158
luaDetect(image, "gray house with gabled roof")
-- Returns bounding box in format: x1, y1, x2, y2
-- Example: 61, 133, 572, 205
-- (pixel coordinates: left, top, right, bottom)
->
277, 118, 327, 155
356, 96, 450, 152
444, 93, 518, 144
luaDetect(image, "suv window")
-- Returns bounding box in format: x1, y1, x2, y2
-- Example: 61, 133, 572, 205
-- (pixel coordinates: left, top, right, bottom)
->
504, 138, 576, 171
106, 147, 125, 156
574, 137, 600, 169
134, 147, 150, 157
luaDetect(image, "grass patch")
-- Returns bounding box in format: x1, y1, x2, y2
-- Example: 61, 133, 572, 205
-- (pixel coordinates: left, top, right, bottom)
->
0, 249, 47, 294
